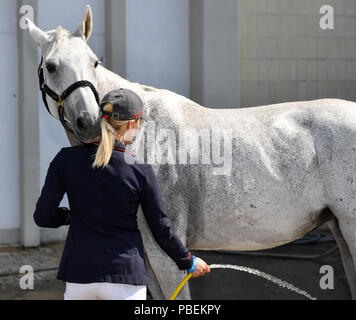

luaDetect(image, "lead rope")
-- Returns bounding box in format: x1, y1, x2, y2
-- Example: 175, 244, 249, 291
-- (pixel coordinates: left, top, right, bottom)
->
169, 264, 317, 300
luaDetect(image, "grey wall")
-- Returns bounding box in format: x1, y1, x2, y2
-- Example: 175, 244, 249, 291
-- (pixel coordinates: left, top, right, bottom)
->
239, 0, 356, 107
105, 0, 126, 78
126, 0, 190, 97
190, 0, 240, 108
18, 0, 41, 247
0, 0, 20, 245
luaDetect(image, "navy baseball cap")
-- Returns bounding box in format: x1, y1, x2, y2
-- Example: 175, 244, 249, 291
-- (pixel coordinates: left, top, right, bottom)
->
100, 88, 143, 120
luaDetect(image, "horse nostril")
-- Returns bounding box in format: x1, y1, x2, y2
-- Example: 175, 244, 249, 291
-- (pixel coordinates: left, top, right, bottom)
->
75, 111, 97, 136
76, 117, 86, 131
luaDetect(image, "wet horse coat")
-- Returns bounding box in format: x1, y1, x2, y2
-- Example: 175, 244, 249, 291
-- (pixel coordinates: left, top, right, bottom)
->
27, 6, 356, 299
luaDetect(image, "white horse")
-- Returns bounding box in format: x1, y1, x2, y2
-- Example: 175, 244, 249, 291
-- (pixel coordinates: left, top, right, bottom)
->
27, 6, 356, 299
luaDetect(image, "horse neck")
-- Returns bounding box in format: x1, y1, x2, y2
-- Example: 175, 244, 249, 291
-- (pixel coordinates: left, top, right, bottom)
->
95, 65, 132, 95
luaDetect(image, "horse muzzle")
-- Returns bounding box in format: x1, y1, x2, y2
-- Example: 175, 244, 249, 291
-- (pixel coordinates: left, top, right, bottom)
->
74, 110, 100, 141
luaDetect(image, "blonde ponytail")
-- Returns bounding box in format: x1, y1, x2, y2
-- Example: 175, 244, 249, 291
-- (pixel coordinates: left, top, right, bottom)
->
92, 118, 115, 168
92, 117, 131, 168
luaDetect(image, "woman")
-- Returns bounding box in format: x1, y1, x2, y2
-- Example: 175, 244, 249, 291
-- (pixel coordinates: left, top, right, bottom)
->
33, 88, 210, 300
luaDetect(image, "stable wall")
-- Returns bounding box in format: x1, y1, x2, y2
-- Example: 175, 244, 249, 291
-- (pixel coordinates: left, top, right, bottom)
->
0, 1, 20, 245
239, 0, 356, 107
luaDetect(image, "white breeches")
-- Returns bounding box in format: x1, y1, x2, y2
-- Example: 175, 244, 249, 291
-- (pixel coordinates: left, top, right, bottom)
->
64, 282, 147, 300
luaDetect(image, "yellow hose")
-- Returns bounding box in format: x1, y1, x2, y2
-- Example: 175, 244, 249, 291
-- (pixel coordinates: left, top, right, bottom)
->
169, 272, 193, 300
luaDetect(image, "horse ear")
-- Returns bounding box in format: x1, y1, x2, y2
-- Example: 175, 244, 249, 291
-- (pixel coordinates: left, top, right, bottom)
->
26, 18, 50, 47
74, 5, 93, 41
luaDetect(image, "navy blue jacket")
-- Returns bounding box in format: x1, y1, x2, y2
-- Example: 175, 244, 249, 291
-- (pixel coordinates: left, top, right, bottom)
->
33, 140, 193, 285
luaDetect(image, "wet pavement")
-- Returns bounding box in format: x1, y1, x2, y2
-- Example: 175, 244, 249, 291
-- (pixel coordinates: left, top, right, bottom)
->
0, 231, 351, 300
0, 243, 65, 300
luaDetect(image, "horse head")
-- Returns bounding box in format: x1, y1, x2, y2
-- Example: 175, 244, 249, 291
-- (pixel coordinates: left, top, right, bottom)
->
26, 5, 101, 143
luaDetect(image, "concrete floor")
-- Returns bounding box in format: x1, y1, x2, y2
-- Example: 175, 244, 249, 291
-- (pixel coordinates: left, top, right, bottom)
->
0, 232, 351, 300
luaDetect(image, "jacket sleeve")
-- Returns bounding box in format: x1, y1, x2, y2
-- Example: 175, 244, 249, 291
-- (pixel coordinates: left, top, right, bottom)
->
139, 164, 194, 270
33, 150, 71, 228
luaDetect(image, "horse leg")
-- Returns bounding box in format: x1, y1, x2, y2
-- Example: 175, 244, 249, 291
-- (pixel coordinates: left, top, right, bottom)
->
137, 209, 191, 300
328, 216, 356, 299
144, 251, 165, 299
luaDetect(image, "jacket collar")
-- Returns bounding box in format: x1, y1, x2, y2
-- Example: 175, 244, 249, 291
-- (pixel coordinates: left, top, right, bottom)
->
90, 140, 127, 151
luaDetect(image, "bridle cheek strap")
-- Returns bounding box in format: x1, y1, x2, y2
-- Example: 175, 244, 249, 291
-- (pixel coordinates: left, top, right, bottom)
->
38, 56, 100, 134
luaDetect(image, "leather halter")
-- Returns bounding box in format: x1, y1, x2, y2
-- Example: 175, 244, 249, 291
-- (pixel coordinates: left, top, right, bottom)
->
37, 56, 100, 134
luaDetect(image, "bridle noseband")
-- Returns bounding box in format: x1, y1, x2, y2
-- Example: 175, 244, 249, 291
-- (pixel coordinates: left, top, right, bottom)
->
37, 56, 100, 134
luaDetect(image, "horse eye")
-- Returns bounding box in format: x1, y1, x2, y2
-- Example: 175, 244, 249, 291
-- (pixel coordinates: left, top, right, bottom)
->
94, 60, 99, 68
45, 62, 56, 74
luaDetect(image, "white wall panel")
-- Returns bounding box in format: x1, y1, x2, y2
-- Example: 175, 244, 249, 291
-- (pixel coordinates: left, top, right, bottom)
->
126, 0, 190, 97
0, 1, 20, 230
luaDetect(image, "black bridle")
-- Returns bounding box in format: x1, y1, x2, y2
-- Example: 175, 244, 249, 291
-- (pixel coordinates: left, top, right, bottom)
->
37, 56, 100, 134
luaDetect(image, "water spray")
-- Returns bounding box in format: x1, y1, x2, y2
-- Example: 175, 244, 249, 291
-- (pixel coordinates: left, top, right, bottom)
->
169, 264, 317, 300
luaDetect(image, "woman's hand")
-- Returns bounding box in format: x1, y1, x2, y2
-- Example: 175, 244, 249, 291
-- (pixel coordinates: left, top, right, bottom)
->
191, 257, 210, 278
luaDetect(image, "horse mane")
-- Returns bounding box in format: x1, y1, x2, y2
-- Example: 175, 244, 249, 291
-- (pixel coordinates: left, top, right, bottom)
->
45, 26, 71, 60
55, 26, 71, 40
